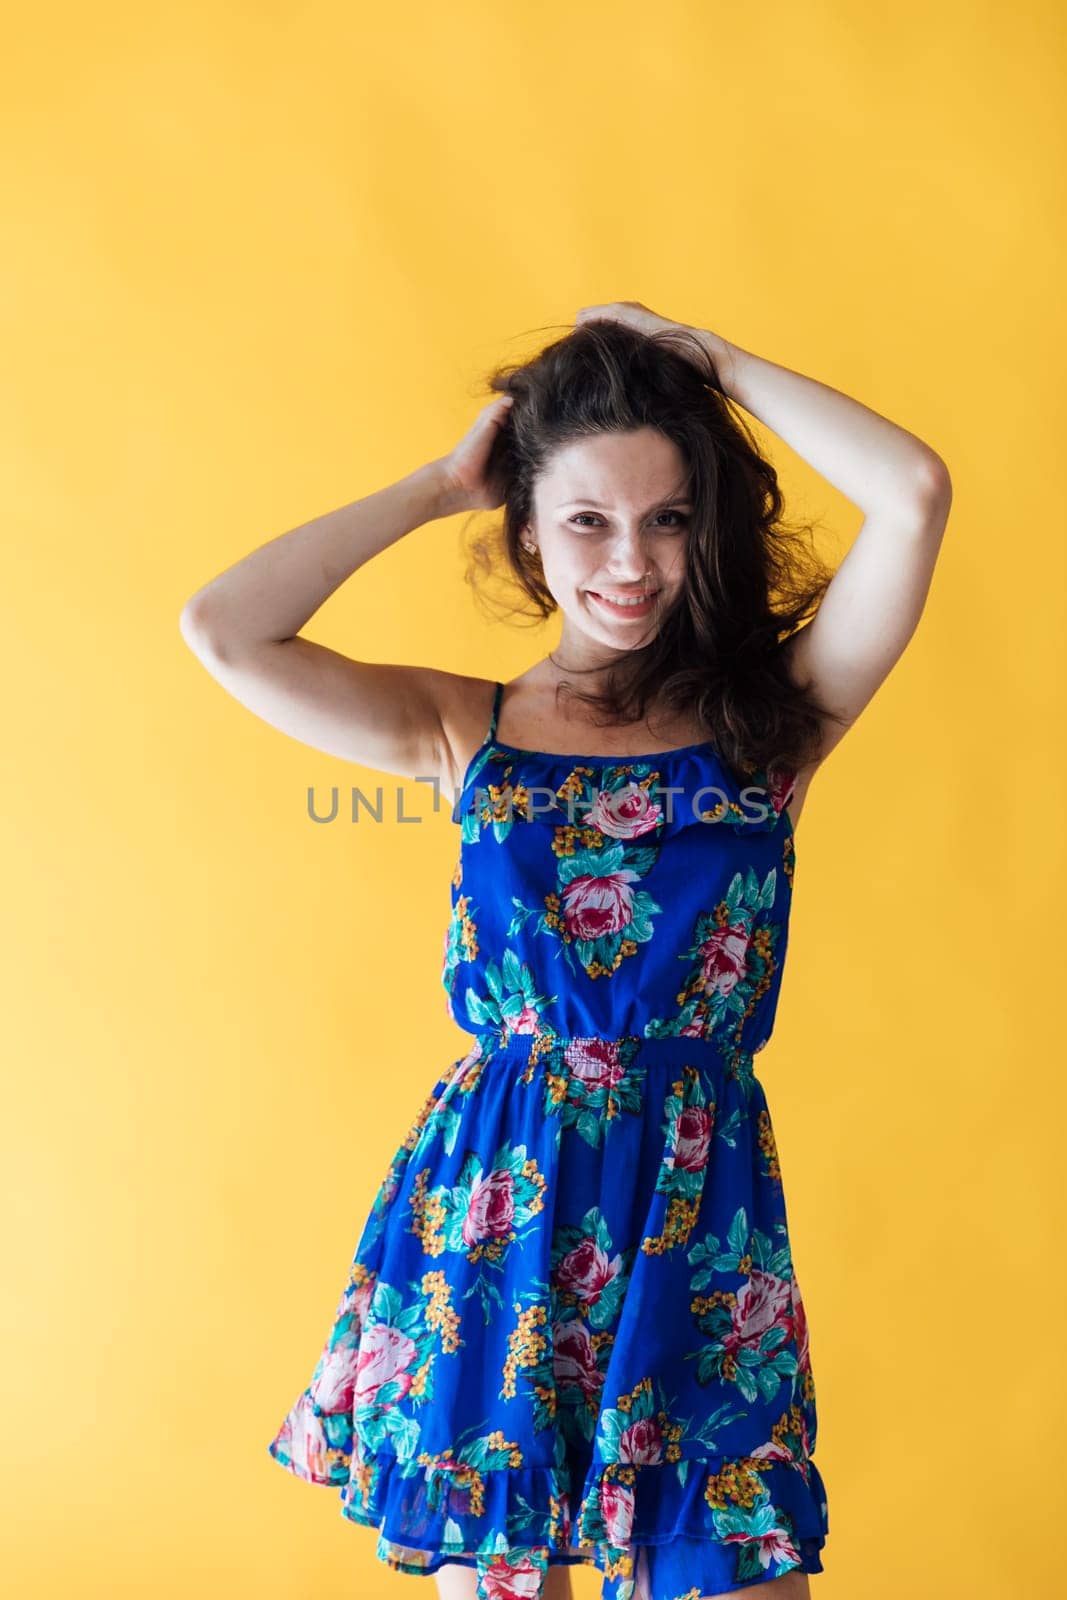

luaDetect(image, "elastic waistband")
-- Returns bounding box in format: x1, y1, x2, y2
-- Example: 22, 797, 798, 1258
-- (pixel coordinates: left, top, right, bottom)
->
467, 1029, 757, 1077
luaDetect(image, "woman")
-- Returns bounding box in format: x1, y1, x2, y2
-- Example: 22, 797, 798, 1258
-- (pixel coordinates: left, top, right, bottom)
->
181, 304, 952, 1599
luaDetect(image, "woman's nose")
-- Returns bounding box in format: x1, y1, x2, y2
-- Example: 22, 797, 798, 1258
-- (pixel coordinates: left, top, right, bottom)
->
603, 537, 655, 576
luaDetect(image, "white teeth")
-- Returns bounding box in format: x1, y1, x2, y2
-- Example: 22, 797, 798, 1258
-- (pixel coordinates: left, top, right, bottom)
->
594, 592, 657, 607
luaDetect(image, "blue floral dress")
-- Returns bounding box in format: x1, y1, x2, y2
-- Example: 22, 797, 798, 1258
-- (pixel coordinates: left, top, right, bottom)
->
268, 680, 829, 1598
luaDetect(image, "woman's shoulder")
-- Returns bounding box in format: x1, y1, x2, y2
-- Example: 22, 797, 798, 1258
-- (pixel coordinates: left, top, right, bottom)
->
435, 672, 504, 795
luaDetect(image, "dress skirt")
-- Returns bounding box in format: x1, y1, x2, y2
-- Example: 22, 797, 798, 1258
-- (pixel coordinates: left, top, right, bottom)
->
267, 1030, 829, 1598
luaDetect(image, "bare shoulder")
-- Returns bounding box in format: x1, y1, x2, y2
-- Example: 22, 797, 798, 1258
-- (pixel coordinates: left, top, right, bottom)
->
433, 671, 502, 794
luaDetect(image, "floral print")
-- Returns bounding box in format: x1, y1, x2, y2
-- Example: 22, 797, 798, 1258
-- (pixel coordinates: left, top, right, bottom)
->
268, 683, 828, 1596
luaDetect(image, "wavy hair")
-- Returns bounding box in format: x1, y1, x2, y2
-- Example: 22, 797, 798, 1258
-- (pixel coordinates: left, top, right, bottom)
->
462, 320, 844, 786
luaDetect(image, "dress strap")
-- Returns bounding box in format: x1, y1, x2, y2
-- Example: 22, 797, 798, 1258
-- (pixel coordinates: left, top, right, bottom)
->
486, 680, 504, 743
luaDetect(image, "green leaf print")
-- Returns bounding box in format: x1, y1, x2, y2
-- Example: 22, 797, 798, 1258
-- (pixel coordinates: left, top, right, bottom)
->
371, 1280, 404, 1324
713, 1104, 745, 1149
464, 990, 499, 1026
462, 954, 558, 1037
727, 1207, 749, 1258
575, 1107, 600, 1146
507, 897, 582, 978
485, 961, 504, 1002
501, 947, 524, 993
690, 1400, 752, 1450
686, 1234, 722, 1292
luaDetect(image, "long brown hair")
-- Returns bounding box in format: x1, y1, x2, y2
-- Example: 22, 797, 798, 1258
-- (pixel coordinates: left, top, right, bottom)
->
462, 320, 845, 786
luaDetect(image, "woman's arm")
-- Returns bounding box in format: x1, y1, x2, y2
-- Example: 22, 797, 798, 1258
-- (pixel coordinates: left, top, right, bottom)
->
704, 334, 949, 513
702, 329, 953, 771
181, 461, 466, 654
179, 396, 510, 780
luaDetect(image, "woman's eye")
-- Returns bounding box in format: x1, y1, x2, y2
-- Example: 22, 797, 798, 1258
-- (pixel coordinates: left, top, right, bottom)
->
569, 511, 689, 529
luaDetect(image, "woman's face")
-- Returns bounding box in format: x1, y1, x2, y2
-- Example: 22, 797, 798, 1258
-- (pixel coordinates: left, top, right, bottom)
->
523, 428, 691, 662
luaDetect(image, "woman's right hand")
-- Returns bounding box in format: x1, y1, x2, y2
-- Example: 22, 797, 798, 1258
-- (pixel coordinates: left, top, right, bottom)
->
435, 393, 515, 514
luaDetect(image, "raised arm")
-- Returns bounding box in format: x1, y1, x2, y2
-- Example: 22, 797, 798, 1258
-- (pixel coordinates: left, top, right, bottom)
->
703, 329, 953, 772
178, 396, 514, 783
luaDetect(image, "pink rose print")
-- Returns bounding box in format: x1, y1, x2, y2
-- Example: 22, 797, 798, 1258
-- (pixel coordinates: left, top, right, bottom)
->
561, 870, 639, 942
699, 923, 750, 996
599, 1478, 636, 1545
308, 1279, 378, 1412
462, 1168, 516, 1245
479, 1553, 547, 1599
726, 1269, 792, 1355
791, 1275, 810, 1372
590, 783, 662, 840
674, 1104, 712, 1172
722, 1523, 802, 1571
618, 1415, 663, 1465
277, 1395, 333, 1479
768, 766, 796, 814
352, 1323, 419, 1408
552, 1319, 604, 1399
449, 1041, 484, 1091
504, 1004, 541, 1036
564, 1038, 626, 1092
556, 1236, 621, 1305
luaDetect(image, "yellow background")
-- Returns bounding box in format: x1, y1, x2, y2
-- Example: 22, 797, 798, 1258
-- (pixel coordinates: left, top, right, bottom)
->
3, 3, 1063, 1596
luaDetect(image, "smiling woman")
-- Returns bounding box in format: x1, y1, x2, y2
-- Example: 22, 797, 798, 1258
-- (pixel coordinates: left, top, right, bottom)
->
567, 503, 690, 621
459, 322, 846, 797
521, 431, 699, 682
182, 307, 950, 1600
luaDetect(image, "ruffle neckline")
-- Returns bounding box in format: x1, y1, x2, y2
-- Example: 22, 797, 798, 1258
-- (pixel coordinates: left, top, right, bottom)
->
452, 739, 796, 838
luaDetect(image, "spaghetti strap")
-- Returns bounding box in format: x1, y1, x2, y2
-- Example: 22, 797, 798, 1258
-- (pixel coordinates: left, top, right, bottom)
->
486, 679, 504, 743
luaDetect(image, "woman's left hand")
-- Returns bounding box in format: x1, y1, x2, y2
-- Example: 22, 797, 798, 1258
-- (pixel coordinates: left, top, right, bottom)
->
576, 299, 691, 340
574, 301, 734, 390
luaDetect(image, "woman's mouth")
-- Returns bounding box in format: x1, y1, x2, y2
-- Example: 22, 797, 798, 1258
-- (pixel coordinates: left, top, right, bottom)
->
586, 589, 660, 619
